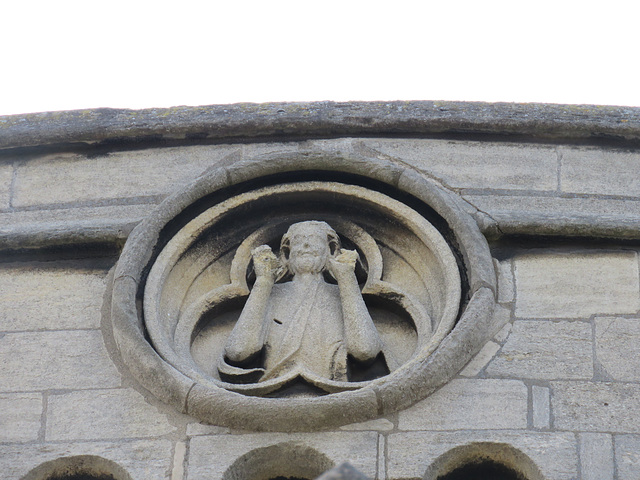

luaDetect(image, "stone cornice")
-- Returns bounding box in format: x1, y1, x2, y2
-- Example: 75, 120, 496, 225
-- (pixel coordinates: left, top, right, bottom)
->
1, 101, 639, 150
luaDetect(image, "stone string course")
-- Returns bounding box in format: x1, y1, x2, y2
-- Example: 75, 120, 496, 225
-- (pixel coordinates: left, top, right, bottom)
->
0, 248, 639, 478
1, 139, 640, 251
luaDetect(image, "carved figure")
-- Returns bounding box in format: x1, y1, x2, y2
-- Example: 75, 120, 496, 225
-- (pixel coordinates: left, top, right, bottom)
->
218, 221, 384, 385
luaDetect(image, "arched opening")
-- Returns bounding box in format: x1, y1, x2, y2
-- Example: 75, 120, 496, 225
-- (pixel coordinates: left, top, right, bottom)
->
222, 442, 335, 480
437, 459, 526, 480
424, 443, 544, 480
21, 455, 133, 480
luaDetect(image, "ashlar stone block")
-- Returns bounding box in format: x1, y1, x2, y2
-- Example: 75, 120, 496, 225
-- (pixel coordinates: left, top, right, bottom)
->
552, 381, 640, 433
495, 259, 515, 303
387, 431, 578, 480
514, 252, 640, 318
0, 163, 12, 210
187, 432, 379, 480
459, 341, 501, 377
0, 266, 107, 331
580, 433, 613, 480
0, 439, 173, 480
486, 320, 593, 380
616, 435, 640, 480
595, 316, 640, 381
0, 393, 42, 442
365, 139, 557, 191
0, 330, 121, 392
46, 388, 177, 441
532, 386, 550, 430
398, 379, 527, 431
561, 146, 640, 197
13, 145, 239, 207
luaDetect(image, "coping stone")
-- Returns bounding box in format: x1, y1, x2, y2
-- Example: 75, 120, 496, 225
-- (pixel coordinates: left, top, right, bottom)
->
2, 101, 640, 150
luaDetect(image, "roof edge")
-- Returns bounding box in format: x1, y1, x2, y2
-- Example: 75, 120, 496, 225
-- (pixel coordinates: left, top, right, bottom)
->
1, 100, 639, 150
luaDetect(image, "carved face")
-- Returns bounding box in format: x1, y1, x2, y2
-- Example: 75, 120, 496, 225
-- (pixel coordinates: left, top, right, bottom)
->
287, 225, 331, 275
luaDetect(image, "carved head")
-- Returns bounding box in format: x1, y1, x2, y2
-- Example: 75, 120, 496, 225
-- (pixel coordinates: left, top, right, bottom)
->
280, 221, 340, 275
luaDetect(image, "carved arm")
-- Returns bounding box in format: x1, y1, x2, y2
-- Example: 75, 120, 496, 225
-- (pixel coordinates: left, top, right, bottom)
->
329, 249, 382, 362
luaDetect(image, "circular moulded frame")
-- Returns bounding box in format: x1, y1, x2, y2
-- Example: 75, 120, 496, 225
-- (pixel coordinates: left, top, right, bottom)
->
143, 181, 461, 395
110, 151, 497, 431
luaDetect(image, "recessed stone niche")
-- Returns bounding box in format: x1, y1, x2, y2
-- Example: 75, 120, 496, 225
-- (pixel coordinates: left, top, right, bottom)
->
109, 152, 497, 431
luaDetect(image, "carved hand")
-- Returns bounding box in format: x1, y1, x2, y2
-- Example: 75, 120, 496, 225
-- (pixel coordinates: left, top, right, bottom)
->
251, 245, 278, 281
328, 248, 359, 282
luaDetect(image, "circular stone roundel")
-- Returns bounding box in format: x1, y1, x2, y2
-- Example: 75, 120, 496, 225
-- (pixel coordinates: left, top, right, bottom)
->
110, 154, 496, 431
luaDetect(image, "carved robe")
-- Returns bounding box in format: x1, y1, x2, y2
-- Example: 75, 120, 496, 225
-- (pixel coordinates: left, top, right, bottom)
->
261, 280, 347, 382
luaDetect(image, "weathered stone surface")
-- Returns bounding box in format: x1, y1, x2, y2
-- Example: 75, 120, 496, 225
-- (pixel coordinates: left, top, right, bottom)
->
0, 266, 106, 331
398, 379, 527, 430
595, 316, 640, 381
0, 330, 121, 391
13, 145, 238, 207
0, 439, 173, 480
387, 431, 578, 480
242, 141, 300, 158
552, 382, 640, 432
514, 252, 640, 318
532, 386, 550, 430
0, 393, 42, 442
339, 418, 394, 431
486, 320, 593, 379
561, 146, 640, 197
459, 341, 500, 377
46, 388, 176, 440
186, 423, 230, 436
0, 163, 12, 209
3, 102, 640, 150
495, 259, 514, 303
366, 139, 557, 191
171, 441, 187, 480
493, 322, 512, 343
187, 432, 378, 480
0, 203, 154, 250
616, 435, 640, 480
463, 194, 640, 238
580, 433, 613, 480
316, 463, 371, 480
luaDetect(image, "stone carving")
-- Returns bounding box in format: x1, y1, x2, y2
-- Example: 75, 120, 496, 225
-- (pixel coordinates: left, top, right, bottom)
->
142, 182, 458, 397
111, 161, 497, 430
218, 221, 385, 388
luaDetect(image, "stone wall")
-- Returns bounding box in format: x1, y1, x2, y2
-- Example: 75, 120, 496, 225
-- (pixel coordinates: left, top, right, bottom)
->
1, 102, 639, 480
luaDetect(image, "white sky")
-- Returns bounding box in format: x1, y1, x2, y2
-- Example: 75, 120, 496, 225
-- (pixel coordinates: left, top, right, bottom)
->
1, 1, 639, 116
